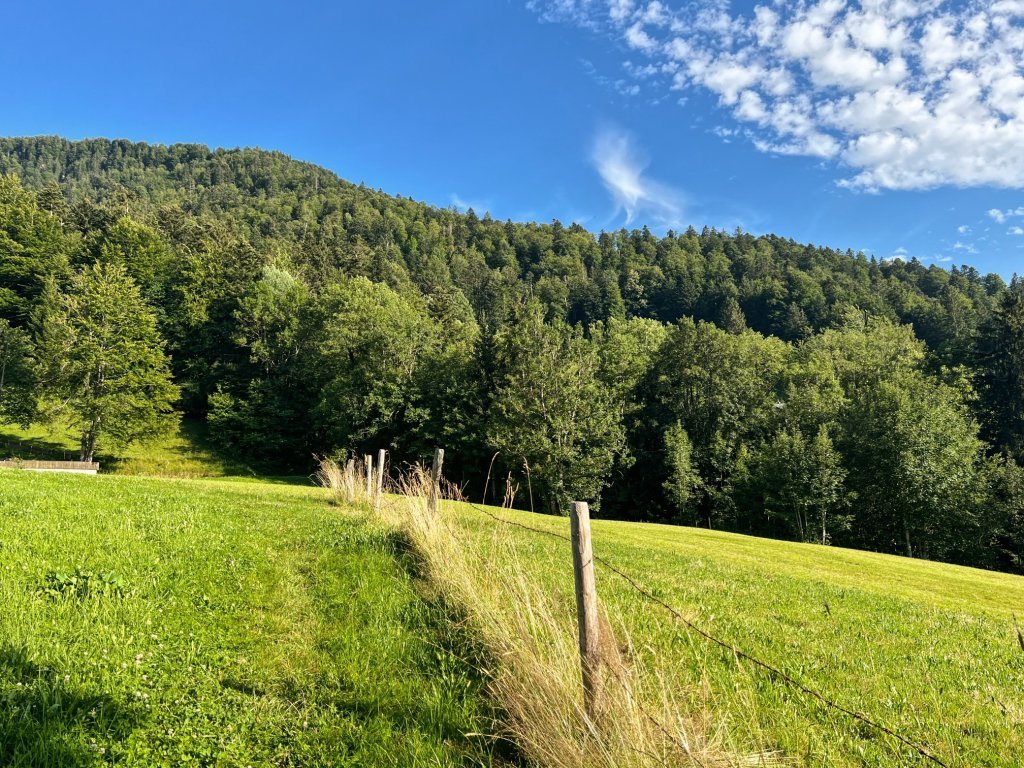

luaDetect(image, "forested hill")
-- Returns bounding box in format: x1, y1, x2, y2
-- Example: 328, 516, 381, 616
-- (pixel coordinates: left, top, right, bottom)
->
0, 136, 1005, 349
1, 135, 1023, 574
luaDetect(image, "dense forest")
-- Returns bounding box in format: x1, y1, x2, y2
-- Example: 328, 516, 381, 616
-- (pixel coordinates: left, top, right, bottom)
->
1, 136, 1023, 573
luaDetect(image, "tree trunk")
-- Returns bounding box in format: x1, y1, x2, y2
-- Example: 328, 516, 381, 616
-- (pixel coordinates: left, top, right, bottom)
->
79, 432, 95, 463
80, 417, 100, 463
903, 518, 913, 558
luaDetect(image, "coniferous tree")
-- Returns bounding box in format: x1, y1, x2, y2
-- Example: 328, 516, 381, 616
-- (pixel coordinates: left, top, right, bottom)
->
975, 287, 1024, 459
0, 319, 36, 425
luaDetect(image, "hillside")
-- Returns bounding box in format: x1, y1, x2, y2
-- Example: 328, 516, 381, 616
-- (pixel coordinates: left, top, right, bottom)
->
0, 471, 505, 767
439, 496, 1024, 767
0, 135, 1022, 575
3, 465, 1021, 766
0, 136, 1005, 351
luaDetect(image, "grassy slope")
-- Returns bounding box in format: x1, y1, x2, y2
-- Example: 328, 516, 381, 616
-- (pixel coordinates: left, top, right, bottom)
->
0, 420, 266, 479
447, 501, 1024, 767
0, 472, 504, 767
5, 414, 1023, 766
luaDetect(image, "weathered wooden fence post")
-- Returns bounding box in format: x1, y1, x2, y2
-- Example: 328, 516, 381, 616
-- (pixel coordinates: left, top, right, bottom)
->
570, 500, 602, 721
429, 448, 445, 515
375, 448, 386, 509
344, 458, 355, 501
364, 454, 373, 501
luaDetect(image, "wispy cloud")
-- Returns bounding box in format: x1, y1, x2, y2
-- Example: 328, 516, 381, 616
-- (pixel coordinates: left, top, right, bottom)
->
530, 0, 1024, 192
450, 193, 490, 214
591, 126, 684, 227
580, 58, 643, 97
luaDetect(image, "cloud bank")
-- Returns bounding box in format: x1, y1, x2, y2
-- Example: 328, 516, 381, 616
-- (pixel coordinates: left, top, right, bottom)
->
529, 0, 1024, 192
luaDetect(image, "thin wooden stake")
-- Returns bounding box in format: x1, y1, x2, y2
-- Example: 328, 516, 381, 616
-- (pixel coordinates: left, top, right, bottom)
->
375, 448, 386, 509
482, 451, 499, 505
345, 458, 355, 502
364, 454, 373, 501
523, 458, 535, 515
570, 500, 602, 721
429, 448, 445, 515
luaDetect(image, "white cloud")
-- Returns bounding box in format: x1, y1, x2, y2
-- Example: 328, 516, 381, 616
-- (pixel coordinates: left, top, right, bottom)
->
591, 126, 684, 226
989, 205, 1024, 221
608, 0, 634, 25
625, 21, 658, 51
529, 0, 1024, 191
1011, 225, 1024, 235
958, 224, 971, 233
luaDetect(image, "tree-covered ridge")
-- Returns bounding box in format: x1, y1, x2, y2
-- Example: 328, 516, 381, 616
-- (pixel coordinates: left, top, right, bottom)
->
0, 135, 1022, 575
0, 136, 1004, 353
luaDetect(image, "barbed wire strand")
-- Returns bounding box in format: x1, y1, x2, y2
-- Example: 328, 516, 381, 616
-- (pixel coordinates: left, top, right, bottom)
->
459, 498, 950, 768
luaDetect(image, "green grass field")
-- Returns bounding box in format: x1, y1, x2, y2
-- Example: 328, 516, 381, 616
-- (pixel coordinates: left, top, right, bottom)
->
0, 471, 506, 767
446, 502, 1024, 767
3, 422, 1023, 767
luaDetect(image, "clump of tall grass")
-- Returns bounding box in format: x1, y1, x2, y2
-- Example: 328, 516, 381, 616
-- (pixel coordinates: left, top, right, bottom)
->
315, 454, 373, 506
381, 464, 761, 768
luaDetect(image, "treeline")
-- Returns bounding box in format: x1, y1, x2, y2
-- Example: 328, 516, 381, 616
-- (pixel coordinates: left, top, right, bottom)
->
0, 136, 1022, 573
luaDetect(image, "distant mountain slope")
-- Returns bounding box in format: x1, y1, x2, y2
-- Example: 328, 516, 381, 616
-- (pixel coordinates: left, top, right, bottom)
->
0, 135, 1004, 353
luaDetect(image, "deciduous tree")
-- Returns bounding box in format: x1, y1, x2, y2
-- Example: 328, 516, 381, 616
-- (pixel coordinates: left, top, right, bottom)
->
35, 263, 179, 462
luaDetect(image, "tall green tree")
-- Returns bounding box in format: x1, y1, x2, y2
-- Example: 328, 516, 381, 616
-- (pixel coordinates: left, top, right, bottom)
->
207, 266, 316, 464
487, 301, 625, 514
0, 319, 36, 425
0, 175, 69, 324
663, 422, 702, 514
311, 277, 437, 450
35, 263, 179, 462
842, 373, 983, 559
747, 426, 849, 544
642, 318, 788, 526
975, 288, 1024, 459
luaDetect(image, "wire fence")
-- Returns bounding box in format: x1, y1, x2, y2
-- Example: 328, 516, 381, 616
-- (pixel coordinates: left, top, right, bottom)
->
457, 497, 950, 768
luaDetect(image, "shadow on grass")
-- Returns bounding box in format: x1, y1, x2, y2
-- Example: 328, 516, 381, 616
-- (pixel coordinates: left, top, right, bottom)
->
0, 431, 76, 462
387, 530, 527, 766
0, 417, 314, 485
0, 645, 140, 768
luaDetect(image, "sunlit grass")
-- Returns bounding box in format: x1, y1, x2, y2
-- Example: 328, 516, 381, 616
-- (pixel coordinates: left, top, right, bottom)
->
0, 419, 259, 478
0, 472, 506, 767
443, 500, 1024, 767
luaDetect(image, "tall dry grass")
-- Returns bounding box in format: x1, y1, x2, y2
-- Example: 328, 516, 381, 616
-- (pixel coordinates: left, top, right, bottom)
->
315, 454, 372, 506
378, 464, 771, 768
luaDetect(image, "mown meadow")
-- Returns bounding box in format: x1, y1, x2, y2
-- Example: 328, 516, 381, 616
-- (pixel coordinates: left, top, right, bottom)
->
430, 497, 1024, 767
0, 471, 507, 767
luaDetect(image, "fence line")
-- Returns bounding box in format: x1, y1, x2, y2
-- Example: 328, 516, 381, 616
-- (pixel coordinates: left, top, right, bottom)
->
457, 497, 950, 768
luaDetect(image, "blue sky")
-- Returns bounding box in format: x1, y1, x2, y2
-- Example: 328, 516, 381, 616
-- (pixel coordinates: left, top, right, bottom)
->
3, 1, 1024, 277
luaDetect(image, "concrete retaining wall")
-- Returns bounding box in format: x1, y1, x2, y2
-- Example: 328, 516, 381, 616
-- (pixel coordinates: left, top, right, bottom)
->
0, 460, 100, 475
